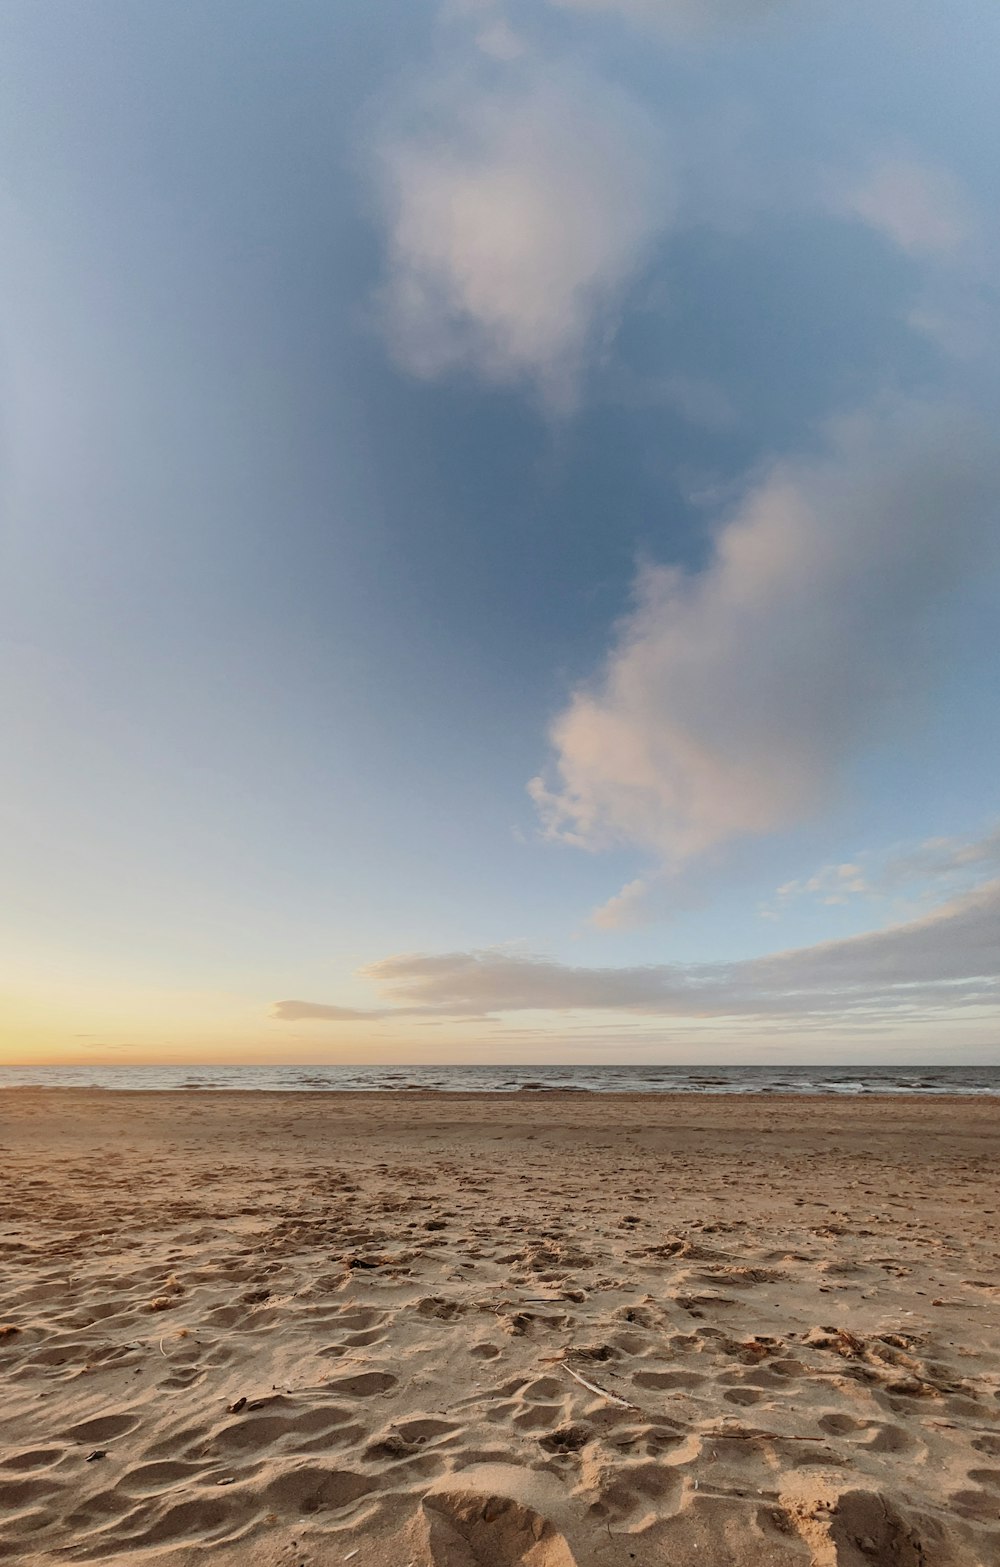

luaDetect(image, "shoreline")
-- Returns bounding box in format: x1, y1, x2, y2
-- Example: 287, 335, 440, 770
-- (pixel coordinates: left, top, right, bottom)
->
2, 1083, 999, 1098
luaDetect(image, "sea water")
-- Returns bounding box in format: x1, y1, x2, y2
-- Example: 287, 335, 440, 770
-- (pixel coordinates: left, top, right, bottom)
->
1, 1063, 998, 1094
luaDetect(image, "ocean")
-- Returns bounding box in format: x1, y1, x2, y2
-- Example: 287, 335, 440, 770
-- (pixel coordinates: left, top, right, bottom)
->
1, 1063, 998, 1094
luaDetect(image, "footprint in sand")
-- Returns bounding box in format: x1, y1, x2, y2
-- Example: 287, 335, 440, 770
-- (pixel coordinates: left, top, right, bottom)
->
210, 1402, 358, 1454
261, 1464, 375, 1514
0, 1448, 65, 1472
335, 1306, 386, 1330
0, 1475, 62, 1509
113, 1459, 206, 1496
949, 1486, 1000, 1522
341, 1326, 386, 1346
65, 1412, 141, 1444
723, 1387, 766, 1406
324, 1370, 397, 1397
160, 1370, 203, 1391
415, 1296, 469, 1321
78, 1493, 238, 1551
396, 1417, 460, 1443
632, 1369, 707, 1390
589, 1461, 684, 1524
859, 1422, 920, 1456
538, 1423, 591, 1457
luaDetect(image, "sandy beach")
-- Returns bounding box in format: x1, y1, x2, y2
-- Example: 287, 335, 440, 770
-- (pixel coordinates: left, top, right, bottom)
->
1, 1089, 998, 1566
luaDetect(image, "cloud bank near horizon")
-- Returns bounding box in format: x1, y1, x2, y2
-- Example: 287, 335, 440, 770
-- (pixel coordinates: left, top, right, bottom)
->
273, 876, 1000, 1029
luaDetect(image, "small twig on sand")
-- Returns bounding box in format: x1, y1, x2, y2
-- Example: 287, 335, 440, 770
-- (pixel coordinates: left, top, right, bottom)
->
562, 1363, 636, 1410
926, 1420, 997, 1434
702, 1427, 831, 1444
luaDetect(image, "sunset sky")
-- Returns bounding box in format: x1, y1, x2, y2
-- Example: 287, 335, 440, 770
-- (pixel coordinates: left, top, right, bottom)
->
2, 0, 998, 1065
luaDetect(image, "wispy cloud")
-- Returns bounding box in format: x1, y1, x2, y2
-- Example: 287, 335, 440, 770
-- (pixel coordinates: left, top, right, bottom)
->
590, 875, 656, 930
273, 878, 1000, 1026
885, 823, 1000, 885
374, 61, 670, 408
763, 821, 1000, 919
271, 1001, 384, 1022
546, 0, 782, 36
766, 862, 872, 915
529, 401, 1000, 874
834, 152, 998, 362
840, 155, 974, 260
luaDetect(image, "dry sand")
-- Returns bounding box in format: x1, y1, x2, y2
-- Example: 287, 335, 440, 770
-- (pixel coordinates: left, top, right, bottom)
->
1, 1089, 999, 1566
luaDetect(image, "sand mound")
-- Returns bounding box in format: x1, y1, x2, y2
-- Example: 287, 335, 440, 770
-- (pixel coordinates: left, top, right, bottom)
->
781, 1481, 957, 1567
420, 1465, 576, 1567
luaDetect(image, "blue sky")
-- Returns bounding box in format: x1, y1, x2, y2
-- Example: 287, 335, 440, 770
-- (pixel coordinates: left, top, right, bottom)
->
2, 0, 998, 1063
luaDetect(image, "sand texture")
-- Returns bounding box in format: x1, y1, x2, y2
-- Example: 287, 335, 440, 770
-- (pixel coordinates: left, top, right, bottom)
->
1, 1089, 999, 1566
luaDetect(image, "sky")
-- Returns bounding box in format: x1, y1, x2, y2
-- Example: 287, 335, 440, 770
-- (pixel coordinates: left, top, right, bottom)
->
1, 0, 998, 1066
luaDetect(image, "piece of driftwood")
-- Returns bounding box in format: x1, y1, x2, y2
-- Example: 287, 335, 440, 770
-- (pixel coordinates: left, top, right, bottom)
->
562, 1363, 636, 1409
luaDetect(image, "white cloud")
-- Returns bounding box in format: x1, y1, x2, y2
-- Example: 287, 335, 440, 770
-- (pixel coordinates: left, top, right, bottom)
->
375, 64, 670, 408
529, 401, 1000, 863
590, 875, 653, 929
274, 877, 1000, 1025
841, 155, 973, 259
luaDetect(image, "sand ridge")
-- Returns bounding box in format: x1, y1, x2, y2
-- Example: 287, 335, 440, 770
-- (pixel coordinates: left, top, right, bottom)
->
0, 1089, 998, 1565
